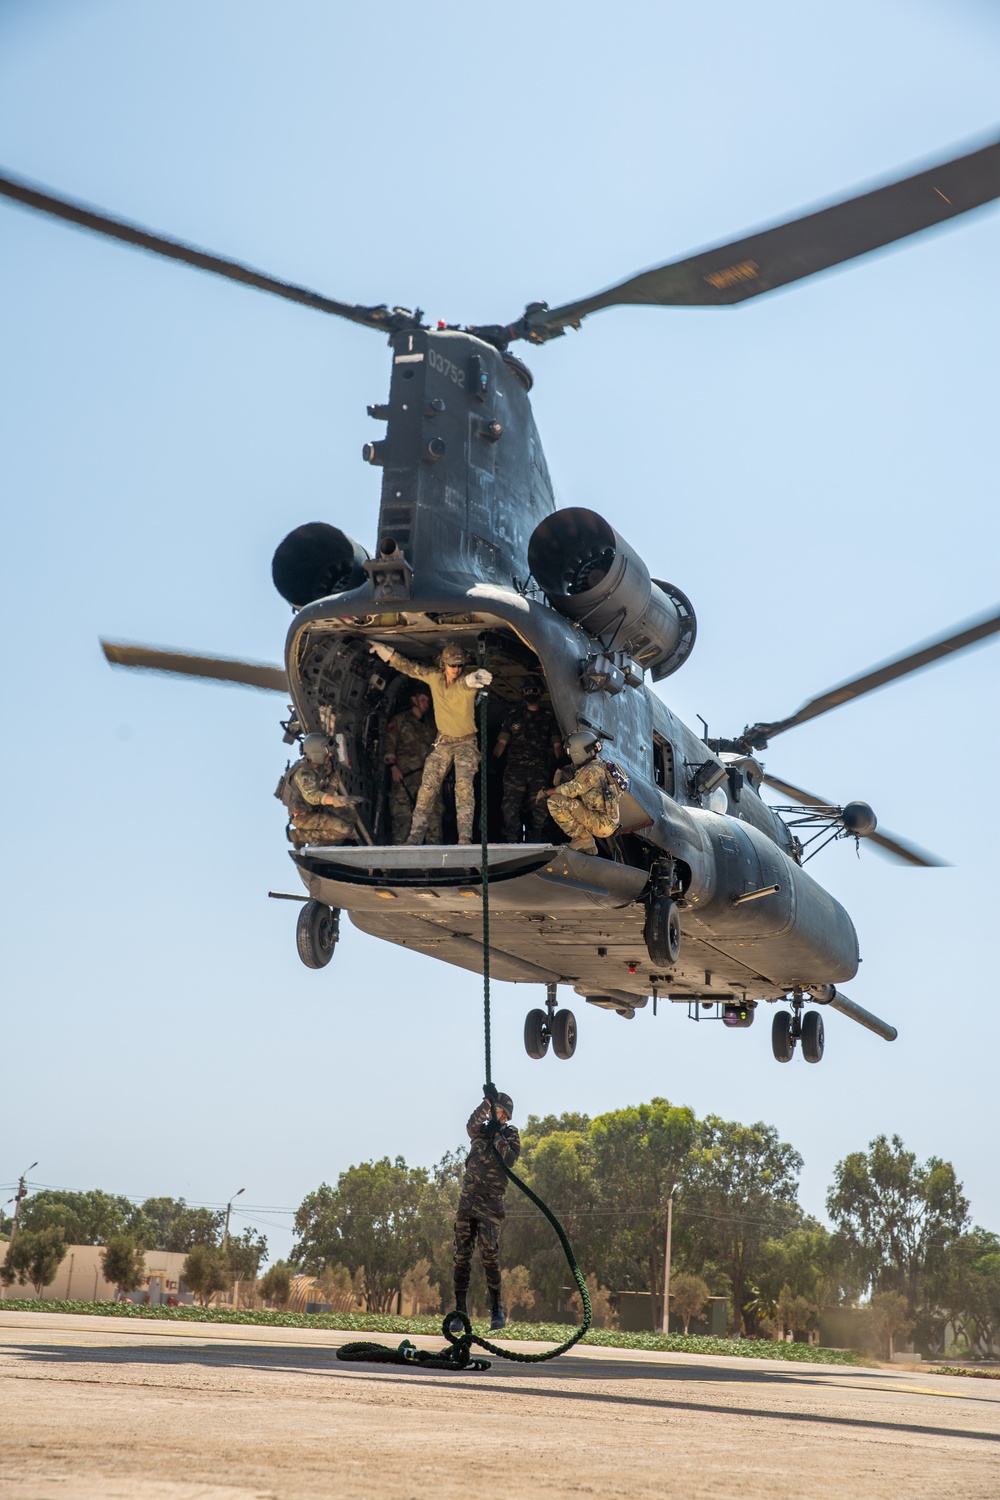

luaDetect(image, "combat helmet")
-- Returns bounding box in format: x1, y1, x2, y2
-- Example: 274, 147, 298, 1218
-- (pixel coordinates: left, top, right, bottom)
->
495, 1092, 514, 1116
439, 642, 468, 667
565, 730, 602, 766
302, 733, 332, 764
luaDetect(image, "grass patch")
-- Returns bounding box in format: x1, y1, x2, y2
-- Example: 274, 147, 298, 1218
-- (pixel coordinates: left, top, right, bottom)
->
933, 1364, 1000, 1380
0, 1299, 861, 1365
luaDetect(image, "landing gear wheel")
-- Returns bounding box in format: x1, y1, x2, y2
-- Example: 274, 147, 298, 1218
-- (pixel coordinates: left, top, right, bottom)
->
801, 1009, 825, 1064
296, 901, 339, 969
551, 1008, 577, 1060
644, 894, 681, 967
524, 1008, 550, 1059
771, 1010, 794, 1063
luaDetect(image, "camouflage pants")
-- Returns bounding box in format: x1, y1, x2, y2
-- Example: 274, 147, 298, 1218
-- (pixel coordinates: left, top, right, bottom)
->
290, 809, 354, 847
548, 797, 618, 842
453, 1214, 502, 1295
502, 767, 550, 842
389, 769, 442, 844
409, 734, 479, 844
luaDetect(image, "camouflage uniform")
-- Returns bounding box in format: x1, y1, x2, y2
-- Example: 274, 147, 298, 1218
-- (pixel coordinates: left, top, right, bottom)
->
382, 649, 483, 844
497, 706, 561, 842
547, 758, 621, 842
453, 1101, 521, 1298
287, 758, 355, 847
383, 707, 440, 844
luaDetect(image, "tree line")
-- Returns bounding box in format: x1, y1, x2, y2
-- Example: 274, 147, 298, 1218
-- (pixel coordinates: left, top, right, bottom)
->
291, 1101, 1000, 1356
0, 1191, 269, 1305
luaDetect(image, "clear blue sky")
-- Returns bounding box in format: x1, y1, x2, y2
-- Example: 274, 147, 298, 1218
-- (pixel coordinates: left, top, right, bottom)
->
2, 0, 998, 1263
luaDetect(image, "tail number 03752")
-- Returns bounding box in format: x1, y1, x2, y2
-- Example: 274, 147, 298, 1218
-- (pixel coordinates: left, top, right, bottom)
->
428, 348, 466, 387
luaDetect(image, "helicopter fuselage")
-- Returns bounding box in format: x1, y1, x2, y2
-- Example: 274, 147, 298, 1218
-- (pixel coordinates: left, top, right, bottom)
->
277, 328, 859, 1018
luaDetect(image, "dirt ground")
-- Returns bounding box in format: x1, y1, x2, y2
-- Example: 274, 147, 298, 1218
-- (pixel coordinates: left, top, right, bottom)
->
2, 1311, 998, 1500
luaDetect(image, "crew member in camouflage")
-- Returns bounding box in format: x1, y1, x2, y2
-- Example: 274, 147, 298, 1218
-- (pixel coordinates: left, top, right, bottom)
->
368, 641, 492, 844
287, 734, 360, 848
452, 1090, 520, 1331
492, 673, 563, 842
544, 730, 620, 856
383, 685, 441, 843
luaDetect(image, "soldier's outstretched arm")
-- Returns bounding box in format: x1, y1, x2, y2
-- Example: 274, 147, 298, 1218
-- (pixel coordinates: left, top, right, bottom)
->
467, 1100, 491, 1139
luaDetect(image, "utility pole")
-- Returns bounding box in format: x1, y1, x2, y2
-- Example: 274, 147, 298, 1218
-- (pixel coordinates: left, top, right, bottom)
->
9, 1162, 37, 1245
661, 1195, 673, 1334
222, 1188, 244, 1252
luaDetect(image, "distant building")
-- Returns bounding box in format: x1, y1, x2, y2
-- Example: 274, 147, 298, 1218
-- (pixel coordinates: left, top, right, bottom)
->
0, 1243, 194, 1305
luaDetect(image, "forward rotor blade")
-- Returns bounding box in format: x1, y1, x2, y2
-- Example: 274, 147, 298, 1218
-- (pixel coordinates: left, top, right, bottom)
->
743, 604, 1000, 748
0, 169, 409, 333
522, 136, 1000, 340
761, 773, 947, 868
102, 641, 288, 694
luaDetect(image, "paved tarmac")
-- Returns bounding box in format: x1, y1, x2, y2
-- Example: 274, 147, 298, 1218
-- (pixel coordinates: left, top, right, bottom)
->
2, 1310, 998, 1499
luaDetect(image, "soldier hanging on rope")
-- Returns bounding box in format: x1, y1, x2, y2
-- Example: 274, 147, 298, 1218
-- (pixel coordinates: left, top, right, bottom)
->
368, 641, 491, 844
383, 684, 440, 844
492, 673, 563, 843
542, 730, 626, 856
452, 1086, 520, 1332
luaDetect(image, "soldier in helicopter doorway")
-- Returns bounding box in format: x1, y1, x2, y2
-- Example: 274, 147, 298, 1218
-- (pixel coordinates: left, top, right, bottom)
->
383, 684, 440, 844
492, 673, 562, 842
368, 641, 491, 844
277, 733, 362, 849
543, 730, 624, 856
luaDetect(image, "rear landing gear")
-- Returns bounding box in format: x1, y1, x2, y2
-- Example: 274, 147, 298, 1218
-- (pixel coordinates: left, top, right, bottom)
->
772, 994, 826, 1063
524, 984, 577, 1060
296, 900, 339, 969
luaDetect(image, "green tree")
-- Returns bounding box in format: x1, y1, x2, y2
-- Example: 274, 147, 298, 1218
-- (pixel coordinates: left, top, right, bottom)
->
670, 1271, 710, 1335
259, 1260, 293, 1308
930, 1227, 1000, 1357
684, 1116, 803, 1334
141, 1198, 224, 1252
293, 1157, 429, 1311
587, 1099, 698, 1326
182, 1244, 230, 1306
868, 1289, 915, 1359
752, 1223, 853, 1334
1, 1228, 68, 1296
101, 1234, 147, 1298
505, 1121, 593, 1316
827, 1135, 969, 1322
20, 1190, 155, 1248
226, 1227, 268, 1285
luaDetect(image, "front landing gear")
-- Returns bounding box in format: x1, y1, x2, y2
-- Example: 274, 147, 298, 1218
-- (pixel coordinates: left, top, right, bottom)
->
296, 900, 340, 969
772, 993, 825, 1064
524, 984, 577, 1061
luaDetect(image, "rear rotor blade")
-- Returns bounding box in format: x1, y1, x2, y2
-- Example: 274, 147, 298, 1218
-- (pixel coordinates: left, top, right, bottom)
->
520, 136, 1000, 341
102, 641, 287, 694
742, 604, 1000, 749
761, 773, 947, 868
0, 169, 414, 333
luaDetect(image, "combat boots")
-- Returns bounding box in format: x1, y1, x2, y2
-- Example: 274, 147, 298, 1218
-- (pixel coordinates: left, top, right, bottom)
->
447, 1289, 469, 1334
489, 1288, 506, 1331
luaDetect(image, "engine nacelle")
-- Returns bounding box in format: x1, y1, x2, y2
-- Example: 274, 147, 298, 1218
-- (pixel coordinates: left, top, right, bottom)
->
527, 508, 696, 680
272, 523, 370, 608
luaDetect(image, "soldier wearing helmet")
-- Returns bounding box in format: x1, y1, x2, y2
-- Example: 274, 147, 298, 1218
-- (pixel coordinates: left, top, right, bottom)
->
543, 730, 622, 856
369, 640, 492, 844
382, 683, 440, 844
283, 733, 361, 849
452, 1089, 520, 1332
492, 673, 562, 842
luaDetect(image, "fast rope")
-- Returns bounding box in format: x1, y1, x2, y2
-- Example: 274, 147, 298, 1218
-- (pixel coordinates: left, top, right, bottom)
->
337, 668, 592, 1373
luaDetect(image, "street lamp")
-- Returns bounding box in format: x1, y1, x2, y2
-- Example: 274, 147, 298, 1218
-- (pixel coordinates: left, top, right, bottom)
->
222, 1187, 245, 1251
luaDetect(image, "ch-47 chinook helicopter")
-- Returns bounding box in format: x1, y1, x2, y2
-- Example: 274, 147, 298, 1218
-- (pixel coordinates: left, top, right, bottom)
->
4, 137, 1000, 1067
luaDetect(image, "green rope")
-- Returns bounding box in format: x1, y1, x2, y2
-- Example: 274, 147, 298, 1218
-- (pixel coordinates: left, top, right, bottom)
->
479, 680, 492, 1088
338, 657, 591, 1373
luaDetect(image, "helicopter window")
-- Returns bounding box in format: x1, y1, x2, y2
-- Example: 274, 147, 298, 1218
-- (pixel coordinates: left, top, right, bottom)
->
652, 735, 675, 795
